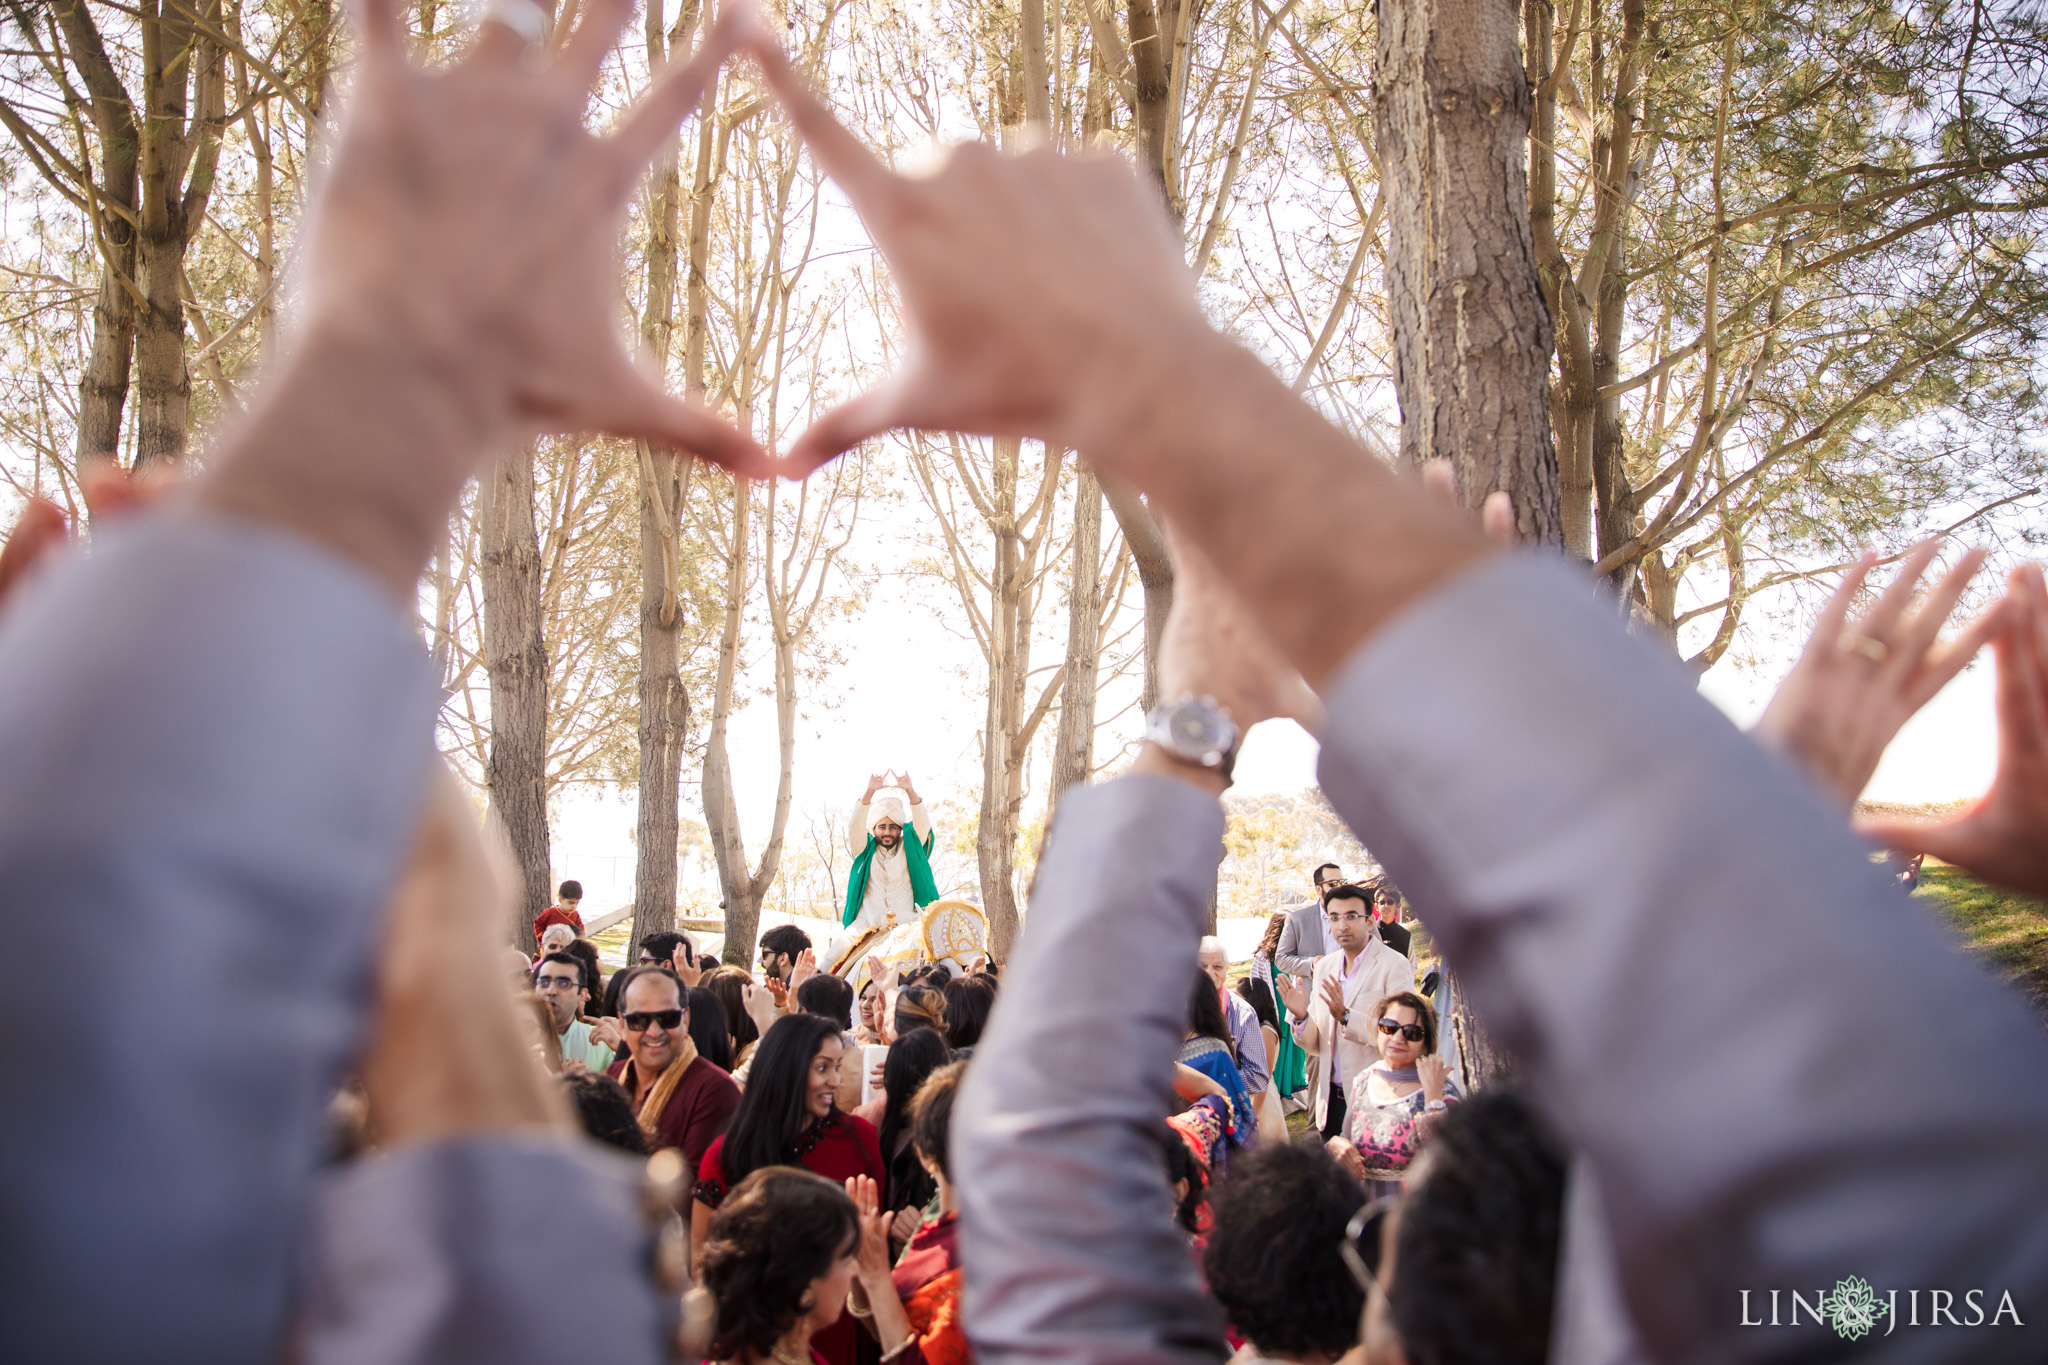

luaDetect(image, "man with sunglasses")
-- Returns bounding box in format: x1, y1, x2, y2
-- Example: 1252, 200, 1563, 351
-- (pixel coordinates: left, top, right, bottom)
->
1284, 884, 1413, 1140
532, 951, 621, 1074
604, 966, 738, 1170
1274, 862, 1346, 980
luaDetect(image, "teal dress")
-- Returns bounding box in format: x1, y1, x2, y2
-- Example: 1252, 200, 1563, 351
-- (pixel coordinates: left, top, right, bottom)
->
1264, 956, 1310, 1097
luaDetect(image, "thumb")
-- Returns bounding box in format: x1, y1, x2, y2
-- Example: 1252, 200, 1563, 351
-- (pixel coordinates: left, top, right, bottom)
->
586, 363, 771, 479
1857, 813, 1977, 866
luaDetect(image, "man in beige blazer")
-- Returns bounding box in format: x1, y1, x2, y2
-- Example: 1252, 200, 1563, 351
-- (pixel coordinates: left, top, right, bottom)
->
1284, 884, 1413, 1138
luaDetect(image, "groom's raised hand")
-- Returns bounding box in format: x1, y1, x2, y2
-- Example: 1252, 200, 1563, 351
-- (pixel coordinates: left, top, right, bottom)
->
739, 32, 1216, 486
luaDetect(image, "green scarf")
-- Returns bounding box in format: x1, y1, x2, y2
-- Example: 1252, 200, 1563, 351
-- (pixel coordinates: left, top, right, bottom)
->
843, 821, 940, 926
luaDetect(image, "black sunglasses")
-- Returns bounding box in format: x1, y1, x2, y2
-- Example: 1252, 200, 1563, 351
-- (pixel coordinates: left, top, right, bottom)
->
1376, 1018, 1426, 1043
623, 1009, 684, 1032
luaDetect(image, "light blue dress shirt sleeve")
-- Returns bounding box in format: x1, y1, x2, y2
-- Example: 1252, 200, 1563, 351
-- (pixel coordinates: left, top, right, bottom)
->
0, 513, 441, 1362
957, 775, 1232, 1365
1315, 553, 2048, 1363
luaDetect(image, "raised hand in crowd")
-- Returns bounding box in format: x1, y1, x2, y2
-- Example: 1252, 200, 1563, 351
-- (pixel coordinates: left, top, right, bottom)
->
1317, 974, 1348, 1023
763, 974, 789, 1009
1274, 972, 1311, 1021
862, 771, 889, 801
744, 977, 779, 1037
845, 1174, 913, 1354
1753, 540, 2000, 808
788, 948, 818, 996
589, 1014, 626, 1054
1863, 562, 2048, 896
1416, 1052, 1449, 1105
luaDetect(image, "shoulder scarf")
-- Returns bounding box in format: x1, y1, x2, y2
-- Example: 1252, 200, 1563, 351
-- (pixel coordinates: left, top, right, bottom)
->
843, 822, 940, 927
633, 1035, 701, 1143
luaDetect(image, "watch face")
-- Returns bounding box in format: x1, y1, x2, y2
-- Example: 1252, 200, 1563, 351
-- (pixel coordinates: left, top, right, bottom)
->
1170, 709, 1222, 750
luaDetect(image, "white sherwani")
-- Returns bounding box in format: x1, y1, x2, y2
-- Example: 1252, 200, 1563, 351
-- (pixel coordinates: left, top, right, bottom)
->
830, 800, 932, 964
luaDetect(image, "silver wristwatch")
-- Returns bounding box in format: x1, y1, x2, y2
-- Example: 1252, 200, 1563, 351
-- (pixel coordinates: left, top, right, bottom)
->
1143, 692, 1241, 779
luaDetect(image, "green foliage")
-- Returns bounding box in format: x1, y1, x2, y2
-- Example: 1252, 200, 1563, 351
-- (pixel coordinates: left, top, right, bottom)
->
1914, 862, 2048, 1020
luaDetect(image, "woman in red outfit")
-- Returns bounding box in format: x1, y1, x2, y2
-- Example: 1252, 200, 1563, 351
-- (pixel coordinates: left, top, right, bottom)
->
696, 1012, 886, 1365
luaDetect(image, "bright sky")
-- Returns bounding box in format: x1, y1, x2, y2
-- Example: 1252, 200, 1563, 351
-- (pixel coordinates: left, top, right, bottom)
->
548, 539, 2006, 917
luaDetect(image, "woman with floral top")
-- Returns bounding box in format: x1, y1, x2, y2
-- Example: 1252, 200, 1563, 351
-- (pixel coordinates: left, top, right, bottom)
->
1328, 990, 1460, 1198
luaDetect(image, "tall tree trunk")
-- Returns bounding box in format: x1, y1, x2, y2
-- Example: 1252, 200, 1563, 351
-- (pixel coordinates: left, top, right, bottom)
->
702, 478, 756, 964
480, 447, 555, 952
131, 0, 224, 467
978, 438, 1026, 960
1049, 468, 1102, 806
629, 0, 702, 963
1377, 0, 1560, 542
1378, 0, 1558, 1087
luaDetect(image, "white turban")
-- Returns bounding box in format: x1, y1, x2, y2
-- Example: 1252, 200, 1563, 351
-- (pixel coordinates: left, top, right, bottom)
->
869, 797, 908, 831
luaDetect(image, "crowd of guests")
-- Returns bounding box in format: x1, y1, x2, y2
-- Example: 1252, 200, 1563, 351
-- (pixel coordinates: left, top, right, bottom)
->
494, 909, 1000, 1365
6, 5, 2048, 1364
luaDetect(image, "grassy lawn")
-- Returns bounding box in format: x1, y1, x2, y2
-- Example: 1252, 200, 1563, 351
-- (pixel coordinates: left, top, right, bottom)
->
1913, 864, 2048, 1021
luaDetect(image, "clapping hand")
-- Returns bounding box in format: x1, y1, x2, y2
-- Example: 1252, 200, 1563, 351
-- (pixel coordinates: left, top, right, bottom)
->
1863, 563, 2048, 896
1754, 540, 2000, 808
844, 1174, 894, 1277
788, 948, 818, 995
742, 980, 778, 1036
763, 975, 788, 1009
1276, 973, 1311, 1020
1417, 1054, 1448, 1103
1319, 975, 1348, 1022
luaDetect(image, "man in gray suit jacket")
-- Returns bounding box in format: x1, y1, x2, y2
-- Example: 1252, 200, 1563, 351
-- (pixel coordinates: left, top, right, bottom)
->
1272, 863, 1345, 978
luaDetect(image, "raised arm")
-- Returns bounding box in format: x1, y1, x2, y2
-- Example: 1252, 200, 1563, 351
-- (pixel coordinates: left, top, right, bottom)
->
1313, 555, 2048, 1361
955, 775, 1230, 1365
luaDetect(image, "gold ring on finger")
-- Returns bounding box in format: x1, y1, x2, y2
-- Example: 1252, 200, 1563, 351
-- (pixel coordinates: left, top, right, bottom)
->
1839, 632, 1890, 664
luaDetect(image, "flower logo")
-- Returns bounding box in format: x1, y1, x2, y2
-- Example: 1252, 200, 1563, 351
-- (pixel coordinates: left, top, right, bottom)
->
1820, 1276, 1883, 1340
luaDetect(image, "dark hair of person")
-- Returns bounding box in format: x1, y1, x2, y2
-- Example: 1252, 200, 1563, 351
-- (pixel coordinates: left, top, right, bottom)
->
602, 965, 630, 1017
563, 1072, 647, 1156
759, 923, 813, 962
1202, 1142, 1366, 1361
534, 950, 591, 993
942, 975, 995, 1049
717, 1012, 845, 1189
908, 1059, 967, 1183
1256, 910, 1287, 961
1187, 968, 1233, 1055
1324, 883, 1373, 913
1161, 1134, 1208, 1235
641, 929, 689, 966
686, 986, 735, 1071
905, 961, 950, 994
700, 1167, 860, 1361
1236, 973, 1280, 1034
1311, 862, 1341, 885
894, 983, 948, 1038
558, 879, 583, 900
701, 967, 760, 1051
796, 972, 856, 1031
1391, 1091, 1566, 1365
610, 965, 685, 1018
1370, 990, 1438, 1056
877, 1028, 952, 1211
565, 939, 606, 1013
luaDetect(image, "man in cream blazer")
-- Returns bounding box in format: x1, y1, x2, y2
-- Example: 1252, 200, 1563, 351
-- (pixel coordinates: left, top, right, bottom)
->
1287, 885, 1414, 1138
